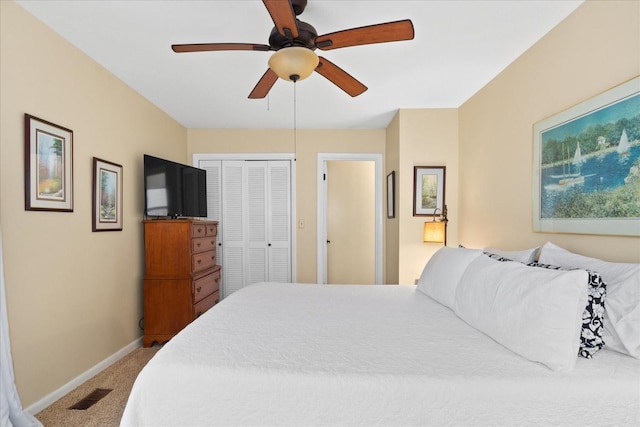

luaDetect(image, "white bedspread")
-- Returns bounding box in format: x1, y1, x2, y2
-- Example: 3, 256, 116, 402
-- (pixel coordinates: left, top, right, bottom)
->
122, 282, 640, 426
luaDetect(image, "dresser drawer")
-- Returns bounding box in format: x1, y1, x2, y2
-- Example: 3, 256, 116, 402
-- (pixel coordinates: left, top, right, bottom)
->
191, 223, 208, 238
205, 223, 217, 237
192, 236, 216, 254
191, 250, 216, 273
192, 270, 220, 303
193, 291, 219, 318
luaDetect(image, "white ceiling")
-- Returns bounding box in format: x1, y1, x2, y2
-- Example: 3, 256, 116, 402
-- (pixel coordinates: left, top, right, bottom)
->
16, 0, 583, 130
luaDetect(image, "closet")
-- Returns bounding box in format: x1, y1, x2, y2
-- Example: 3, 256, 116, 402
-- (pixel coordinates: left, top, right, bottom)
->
197, 158, 293, 298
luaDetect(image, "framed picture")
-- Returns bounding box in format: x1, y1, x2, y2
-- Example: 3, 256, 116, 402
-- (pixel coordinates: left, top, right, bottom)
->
413, 166, 446, 216
533, 76, 640, 237
92, 157, 123, 231
387, 171, 395, 218
24, 114, 73, 211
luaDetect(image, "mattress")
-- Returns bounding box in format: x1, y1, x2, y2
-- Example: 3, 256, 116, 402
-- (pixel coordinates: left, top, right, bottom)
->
121, 282, 640, 426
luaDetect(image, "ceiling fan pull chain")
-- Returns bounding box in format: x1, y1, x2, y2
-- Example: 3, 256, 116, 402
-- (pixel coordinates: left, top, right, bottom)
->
293, 81, 297, 161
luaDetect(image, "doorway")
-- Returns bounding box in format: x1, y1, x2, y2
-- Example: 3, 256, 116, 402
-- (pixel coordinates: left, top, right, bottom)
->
317, 153, 383, 284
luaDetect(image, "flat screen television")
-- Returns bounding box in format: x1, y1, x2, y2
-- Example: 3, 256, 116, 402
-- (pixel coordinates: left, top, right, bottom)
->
143, 154, 207, 218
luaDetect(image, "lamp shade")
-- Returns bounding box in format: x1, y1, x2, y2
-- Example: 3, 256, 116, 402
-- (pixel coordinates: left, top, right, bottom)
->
268, 47, 319, 82
423, 221, 446, 243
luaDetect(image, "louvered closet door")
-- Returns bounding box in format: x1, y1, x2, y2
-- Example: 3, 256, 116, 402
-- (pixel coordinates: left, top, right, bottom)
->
201, 160, 222, 270
199, 158, 292, 299
245, 161, 292, 284
268, 161, 291, 282
221, 161, 246, 298
246, 162, 268, 284
201, 159, 240, 298
203, 161, 221, 223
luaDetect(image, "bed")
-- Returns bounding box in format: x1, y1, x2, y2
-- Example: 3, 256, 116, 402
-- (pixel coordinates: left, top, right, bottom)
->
121, 243, 640, 426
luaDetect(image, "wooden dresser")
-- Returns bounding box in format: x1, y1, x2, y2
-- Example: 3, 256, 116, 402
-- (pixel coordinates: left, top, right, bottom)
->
142, 219, 221, 347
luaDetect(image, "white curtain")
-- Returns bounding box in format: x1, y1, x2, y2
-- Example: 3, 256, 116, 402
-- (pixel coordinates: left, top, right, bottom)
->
0, 230, 42, 427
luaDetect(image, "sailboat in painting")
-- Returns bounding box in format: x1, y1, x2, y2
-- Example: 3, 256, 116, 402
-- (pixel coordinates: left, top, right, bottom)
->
545, 142, 593, 191
617, 128, 630, 156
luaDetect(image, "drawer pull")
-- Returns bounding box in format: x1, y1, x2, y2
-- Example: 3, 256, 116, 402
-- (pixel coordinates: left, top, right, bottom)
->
196, 242, 201, 248
197, 259, 202, 264
196, 286, 202, 293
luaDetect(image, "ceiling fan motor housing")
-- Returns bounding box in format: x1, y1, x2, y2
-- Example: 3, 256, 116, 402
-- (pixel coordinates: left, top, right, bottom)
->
291, 0, 308, 16
269, 20, 318, 50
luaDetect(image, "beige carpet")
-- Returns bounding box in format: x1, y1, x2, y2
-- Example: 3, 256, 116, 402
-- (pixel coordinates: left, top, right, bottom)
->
35, 345, 161, 427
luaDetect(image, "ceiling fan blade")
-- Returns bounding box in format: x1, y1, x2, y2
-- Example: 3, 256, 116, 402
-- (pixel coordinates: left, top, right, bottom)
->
315, 57, 367, 97
172, 43, 271, 53
248, 68, 279, 99
262, 0, 298, 38
316, 19, 414, 50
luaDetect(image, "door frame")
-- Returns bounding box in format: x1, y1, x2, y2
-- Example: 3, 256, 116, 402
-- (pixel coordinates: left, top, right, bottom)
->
193, 153, 297, 283
317, 153, 383, 284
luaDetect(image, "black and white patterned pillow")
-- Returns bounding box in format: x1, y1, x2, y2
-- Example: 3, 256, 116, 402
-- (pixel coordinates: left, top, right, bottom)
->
528, 262, 607, 359
484, 251, 513, 262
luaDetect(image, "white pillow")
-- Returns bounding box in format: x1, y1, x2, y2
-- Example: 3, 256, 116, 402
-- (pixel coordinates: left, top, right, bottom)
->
483, 247, 539, 263
416, 247, 483, 309
538, 241, 640, 359
454, 255, 588, 372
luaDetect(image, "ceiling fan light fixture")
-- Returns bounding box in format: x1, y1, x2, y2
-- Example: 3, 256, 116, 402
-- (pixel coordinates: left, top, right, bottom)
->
268, 47, 319, 82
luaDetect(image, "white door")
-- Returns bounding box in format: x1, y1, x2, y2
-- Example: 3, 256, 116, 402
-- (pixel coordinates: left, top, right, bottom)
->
221, 161, 246, 297
266, 161, 292, 283
245, 161, 292, 285
198, 158, 292, 299
246, 161, 268, 285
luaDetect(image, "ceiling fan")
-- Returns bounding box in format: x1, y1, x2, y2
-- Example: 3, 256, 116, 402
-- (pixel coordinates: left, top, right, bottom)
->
171, 0, 414, 99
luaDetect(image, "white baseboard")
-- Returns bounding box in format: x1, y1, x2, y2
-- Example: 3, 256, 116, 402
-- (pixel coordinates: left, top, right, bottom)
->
25, 337, 142, 415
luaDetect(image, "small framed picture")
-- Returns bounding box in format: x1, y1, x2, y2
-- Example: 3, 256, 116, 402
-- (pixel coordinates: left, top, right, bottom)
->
24, 114, 74, 211
413, 166, 446, 216
387, 171, 395, 219
92, 157, 123, 231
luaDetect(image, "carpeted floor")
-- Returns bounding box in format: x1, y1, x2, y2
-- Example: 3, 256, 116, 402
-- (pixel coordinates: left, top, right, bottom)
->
35, 345, 161, 427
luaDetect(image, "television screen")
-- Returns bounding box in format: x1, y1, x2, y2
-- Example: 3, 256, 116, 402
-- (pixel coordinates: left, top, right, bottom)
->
144, 155, 207, 218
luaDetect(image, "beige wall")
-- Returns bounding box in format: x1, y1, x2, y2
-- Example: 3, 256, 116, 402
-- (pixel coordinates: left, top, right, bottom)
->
458, 0, 640, 263
395, 109, 460, 284
384, 115, 400, 284
188, 128, 386, 283
0, 1, 187, 406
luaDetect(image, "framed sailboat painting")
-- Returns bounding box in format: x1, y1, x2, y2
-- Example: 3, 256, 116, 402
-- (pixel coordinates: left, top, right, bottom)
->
532, 76, 640, 237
